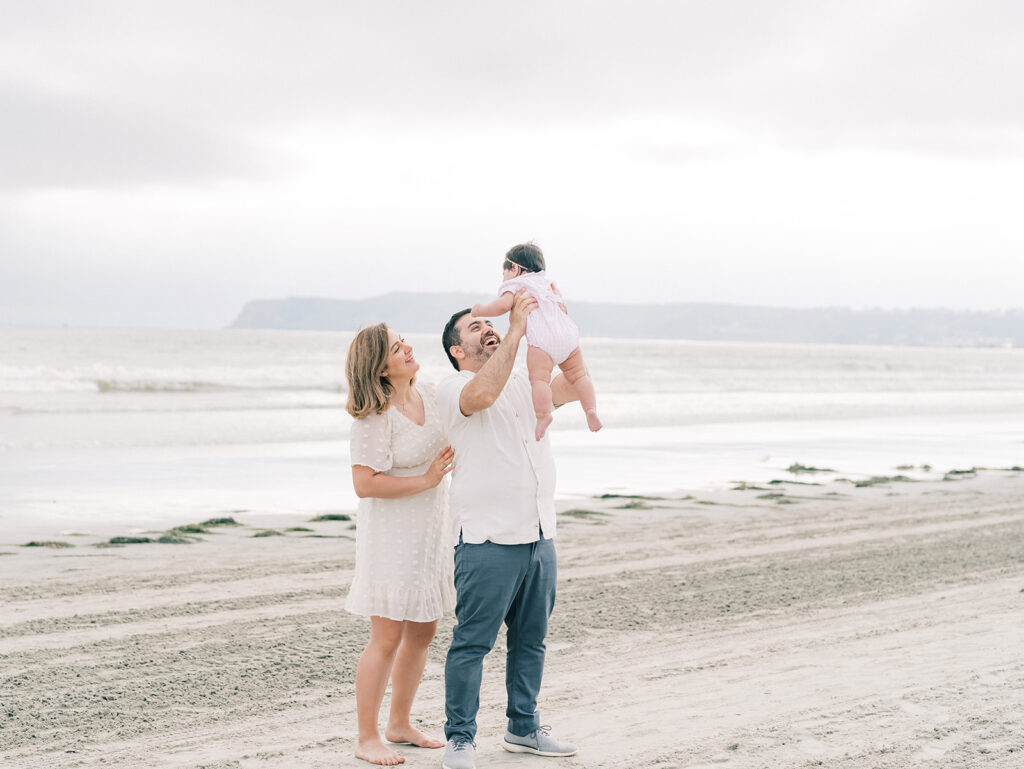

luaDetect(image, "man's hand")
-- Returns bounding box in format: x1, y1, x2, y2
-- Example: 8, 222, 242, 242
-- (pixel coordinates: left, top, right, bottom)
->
508, 290, 537, 337
549, 282, 568, 314
551, 374, 580, 408
457, 291, 535, 417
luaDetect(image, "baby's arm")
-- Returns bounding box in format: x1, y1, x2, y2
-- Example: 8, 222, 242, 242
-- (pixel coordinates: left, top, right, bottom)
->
472, 292, 515, 318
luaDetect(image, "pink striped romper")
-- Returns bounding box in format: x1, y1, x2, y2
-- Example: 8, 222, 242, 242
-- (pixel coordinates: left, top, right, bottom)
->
498, 270, 580, 365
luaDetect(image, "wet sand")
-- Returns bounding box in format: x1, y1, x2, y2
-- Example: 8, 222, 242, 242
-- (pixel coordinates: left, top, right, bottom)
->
2, 469, 1023, 768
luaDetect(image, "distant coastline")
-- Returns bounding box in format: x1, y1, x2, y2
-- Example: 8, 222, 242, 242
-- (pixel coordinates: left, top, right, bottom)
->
229, 293, 1024, 348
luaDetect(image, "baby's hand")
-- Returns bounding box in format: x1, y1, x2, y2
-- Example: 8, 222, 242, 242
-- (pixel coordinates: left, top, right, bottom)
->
471, 303, 483, 316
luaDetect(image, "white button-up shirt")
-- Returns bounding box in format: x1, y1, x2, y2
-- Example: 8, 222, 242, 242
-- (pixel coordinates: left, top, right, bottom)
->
436, 368, 557, 545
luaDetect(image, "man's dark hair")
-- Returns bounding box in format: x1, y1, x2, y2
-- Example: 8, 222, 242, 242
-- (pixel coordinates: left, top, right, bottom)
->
505, 242, 546, 273
442, 308, 471, 371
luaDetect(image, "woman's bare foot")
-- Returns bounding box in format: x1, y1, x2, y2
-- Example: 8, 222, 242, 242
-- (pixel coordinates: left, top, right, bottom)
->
355, 737, 405, 765
585, 408, 603, 432
384, 725, 445, 749
535, 413, 553, 441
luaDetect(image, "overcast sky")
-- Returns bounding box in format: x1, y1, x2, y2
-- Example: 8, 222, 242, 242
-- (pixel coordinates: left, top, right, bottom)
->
2, 0, 1023, 328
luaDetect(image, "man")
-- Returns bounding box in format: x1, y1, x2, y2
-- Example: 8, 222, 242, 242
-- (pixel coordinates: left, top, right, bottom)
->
435, 292, 579, 769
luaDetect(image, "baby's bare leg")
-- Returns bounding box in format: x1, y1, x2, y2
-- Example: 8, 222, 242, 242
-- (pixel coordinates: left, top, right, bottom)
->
527, 346, 555, 441
559, 348, 602, 432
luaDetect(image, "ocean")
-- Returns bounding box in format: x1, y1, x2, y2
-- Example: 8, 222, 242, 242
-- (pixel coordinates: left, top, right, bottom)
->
3, 327, 1024, 540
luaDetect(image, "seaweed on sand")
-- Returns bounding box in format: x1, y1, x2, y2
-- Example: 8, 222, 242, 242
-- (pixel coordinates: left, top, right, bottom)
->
22, 541, 74, 549
614, 499, 652, 509
560, 509, 611, 522
786, 463, 836, 474
251, 529, 284, 537
156, 533, 199, 544
851, 475, 915, 488
169, 524, 210, 534
597, 493, 668, 501
102, 527, 203, 545
943, 468, 980, 481
200, 517, 240, 526
308, 513, 352, 522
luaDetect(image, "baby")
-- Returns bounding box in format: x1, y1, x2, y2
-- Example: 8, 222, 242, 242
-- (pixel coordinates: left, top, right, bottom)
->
472, 242, 602, 441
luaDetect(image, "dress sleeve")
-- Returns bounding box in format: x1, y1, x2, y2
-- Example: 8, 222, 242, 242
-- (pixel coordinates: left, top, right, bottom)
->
498, 276, 525, 296
349, 411, 393, 472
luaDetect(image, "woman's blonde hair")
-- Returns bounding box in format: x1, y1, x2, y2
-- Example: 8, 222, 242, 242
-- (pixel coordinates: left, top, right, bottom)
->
345, 323, 413, 419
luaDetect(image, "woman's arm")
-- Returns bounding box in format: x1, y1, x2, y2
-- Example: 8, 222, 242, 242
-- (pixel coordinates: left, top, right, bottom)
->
471, 292, 515, 318
352, 445, 454, 498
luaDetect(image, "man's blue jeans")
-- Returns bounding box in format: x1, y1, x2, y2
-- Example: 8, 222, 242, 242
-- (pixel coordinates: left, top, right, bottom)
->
444, 537, 557, 741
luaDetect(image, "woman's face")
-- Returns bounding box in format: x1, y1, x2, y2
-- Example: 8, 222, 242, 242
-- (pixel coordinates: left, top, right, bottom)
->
382, 328, 418, 382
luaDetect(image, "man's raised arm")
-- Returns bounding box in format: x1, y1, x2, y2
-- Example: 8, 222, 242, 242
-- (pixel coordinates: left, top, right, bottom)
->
459, 291, 536, 416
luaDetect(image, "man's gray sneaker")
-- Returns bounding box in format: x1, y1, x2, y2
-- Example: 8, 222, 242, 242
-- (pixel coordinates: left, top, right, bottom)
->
442, 737, 476, 769
502, 726, 578, 757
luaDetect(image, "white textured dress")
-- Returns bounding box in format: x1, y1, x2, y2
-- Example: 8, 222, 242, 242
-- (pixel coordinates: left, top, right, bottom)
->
344, 382, 456, 622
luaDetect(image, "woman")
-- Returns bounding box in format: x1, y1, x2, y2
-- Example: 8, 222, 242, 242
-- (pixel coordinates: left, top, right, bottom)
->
344, 323, 456, 766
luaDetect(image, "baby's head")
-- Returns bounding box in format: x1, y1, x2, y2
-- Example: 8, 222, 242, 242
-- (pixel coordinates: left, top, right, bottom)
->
503, 242, 546, 278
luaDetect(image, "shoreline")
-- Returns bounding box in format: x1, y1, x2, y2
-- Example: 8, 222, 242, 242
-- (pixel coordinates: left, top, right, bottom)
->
1, 458, 1018, 550
4, 439, 1023, 547
3, 468, 1024, 767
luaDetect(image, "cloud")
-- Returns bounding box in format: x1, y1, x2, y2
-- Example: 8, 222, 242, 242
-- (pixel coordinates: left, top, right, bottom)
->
2, 0, 1024, 327
0, 82, 276, 190
2, 0, 1022, 171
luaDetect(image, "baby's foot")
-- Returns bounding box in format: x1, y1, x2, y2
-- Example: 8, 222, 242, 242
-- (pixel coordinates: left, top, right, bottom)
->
355, 737, 405, 765
384, 725, 444, 748
585, 409, 603, 432
535, 413, 553, 441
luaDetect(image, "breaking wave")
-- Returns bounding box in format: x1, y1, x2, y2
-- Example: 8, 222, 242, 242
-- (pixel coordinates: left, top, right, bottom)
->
93, 379, 225, 393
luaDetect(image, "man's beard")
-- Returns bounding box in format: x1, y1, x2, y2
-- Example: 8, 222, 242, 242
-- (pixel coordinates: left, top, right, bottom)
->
465, 340, 496, 365
464, 329, 500, 365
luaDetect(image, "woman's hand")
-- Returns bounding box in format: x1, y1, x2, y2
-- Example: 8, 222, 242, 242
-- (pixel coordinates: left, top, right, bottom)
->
423, 445, 455, 488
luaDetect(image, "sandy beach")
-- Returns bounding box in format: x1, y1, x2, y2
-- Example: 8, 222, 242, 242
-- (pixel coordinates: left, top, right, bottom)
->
3, 467, 1023, 769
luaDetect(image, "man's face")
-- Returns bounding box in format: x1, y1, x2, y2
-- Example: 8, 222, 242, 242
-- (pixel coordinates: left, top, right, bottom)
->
453, 314, 501, 370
